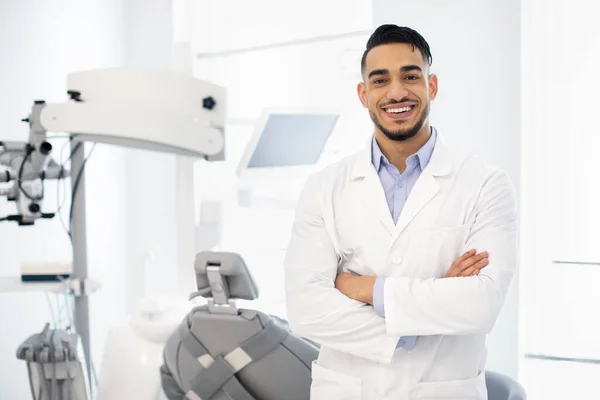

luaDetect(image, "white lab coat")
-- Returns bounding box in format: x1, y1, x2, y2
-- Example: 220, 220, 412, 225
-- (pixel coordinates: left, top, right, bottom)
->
284, 132, 518, 400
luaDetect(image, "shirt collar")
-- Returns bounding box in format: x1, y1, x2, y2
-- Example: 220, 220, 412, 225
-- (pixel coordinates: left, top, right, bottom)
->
371, 127, 438, 171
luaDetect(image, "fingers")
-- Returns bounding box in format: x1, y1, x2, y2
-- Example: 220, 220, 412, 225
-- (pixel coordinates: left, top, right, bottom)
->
444, 249, 476, 278
462, 257, 489, 277
454, 249, 476, 265
446, 250, 489, 278
459, 252, 489, 277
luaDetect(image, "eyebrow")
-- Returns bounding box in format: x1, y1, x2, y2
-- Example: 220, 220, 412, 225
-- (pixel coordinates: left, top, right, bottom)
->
400, 65, 423, 73
367, 65, 423, 79
367, 69, 389, 79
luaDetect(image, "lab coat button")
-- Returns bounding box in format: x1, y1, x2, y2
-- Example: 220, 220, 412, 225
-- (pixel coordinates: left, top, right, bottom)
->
392, 254, 402, 264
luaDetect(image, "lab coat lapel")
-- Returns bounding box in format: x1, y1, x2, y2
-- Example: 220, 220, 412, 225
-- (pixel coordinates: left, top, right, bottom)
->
349, 133, 453, 239
392, 133, 453, 241
351, 139, 395, 234
360, 168, 396, 234
392, 172, 439, 240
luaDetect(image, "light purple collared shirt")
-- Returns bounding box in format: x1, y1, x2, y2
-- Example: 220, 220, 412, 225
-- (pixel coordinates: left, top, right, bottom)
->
371, 127, 437, 349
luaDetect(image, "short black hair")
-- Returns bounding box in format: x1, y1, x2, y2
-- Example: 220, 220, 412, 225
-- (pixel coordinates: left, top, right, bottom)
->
360, 24, 432, 75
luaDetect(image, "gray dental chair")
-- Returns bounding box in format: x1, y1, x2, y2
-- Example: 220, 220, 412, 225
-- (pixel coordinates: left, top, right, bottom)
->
486, 370, 527, 400
160, 251, 316, 400
160, 251, 526, 400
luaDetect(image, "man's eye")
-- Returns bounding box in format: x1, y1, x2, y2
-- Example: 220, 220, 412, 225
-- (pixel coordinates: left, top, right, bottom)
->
373, 79, 386, 84
406, 75, 419, 80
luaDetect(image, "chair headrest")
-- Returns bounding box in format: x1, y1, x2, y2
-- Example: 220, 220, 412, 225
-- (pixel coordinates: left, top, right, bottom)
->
191, 251, 260, 302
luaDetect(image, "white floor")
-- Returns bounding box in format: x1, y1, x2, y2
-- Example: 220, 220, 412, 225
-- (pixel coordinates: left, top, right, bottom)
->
520, 358, 600, 400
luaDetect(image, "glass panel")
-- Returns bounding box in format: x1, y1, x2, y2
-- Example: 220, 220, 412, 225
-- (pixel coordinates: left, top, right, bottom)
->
520, 358, 600, 400
523, 262, 600, 360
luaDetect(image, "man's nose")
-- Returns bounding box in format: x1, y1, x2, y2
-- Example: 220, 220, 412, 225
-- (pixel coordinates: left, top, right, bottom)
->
387, 80, 409, 100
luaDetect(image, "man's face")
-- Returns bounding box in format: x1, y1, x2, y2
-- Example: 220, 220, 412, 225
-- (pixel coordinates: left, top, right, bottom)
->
358, 43, 438, 141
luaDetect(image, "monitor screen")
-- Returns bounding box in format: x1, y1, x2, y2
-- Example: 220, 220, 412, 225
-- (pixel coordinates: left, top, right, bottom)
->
244, 112, 339, 169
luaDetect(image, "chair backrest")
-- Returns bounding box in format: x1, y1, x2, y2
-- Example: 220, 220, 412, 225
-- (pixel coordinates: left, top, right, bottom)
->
485, 370, 527, 400
189, 251, 260, 315
161, 251, 316, 400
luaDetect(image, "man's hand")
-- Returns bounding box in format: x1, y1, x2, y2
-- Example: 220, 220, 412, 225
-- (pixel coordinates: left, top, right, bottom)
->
335, 272, 376, 304
445, 249, 489, 278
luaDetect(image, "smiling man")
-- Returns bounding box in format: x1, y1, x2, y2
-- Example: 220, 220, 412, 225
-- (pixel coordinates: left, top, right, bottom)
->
284, 25, 518, 399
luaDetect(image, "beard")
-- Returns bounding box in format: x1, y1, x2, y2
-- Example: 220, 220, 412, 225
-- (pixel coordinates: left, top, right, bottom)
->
370, 102, 430, 142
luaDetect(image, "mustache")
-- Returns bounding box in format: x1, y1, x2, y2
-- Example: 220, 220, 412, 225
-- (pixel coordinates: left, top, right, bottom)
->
380, 98, 418, 107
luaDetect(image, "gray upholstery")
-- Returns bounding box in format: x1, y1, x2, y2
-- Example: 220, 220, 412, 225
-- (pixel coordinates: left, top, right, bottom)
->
485, 370, 527, 400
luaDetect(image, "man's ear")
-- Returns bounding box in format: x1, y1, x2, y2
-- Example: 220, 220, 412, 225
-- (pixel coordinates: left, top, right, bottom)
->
428, 73, 438, 101
357, 82, 368, 108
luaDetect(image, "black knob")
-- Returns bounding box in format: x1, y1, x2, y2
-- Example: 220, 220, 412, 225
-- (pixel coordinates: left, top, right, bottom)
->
202, 96, 216, 110
34, 100, 46, 105
29, 203, 41, 213
67, 90, 83, 102
39, 141, 52, 155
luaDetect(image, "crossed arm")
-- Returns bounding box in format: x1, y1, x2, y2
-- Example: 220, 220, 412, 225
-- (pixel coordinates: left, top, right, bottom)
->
283, 170, 518, 364
335, 248, 490, 306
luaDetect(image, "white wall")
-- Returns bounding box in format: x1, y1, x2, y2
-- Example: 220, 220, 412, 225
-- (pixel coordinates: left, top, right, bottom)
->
372, 0, 522, 379
521, 0, 600, 364
0, 1, 127, 398
191, 0, 374, 317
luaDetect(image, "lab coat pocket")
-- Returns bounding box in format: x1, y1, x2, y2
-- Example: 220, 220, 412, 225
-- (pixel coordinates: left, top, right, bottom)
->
310, 360, 363, 400
414, 370, 487, 399
412, 224, 471, 278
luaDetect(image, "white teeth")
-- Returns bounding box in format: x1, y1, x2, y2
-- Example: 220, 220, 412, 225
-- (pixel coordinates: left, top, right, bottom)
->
386, 106, 412, 113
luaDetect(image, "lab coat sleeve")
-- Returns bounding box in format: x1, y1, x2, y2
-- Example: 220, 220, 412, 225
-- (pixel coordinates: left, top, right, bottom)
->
284, 175, 400, 364
372, 276, 386, 317
383, 169, 518, 336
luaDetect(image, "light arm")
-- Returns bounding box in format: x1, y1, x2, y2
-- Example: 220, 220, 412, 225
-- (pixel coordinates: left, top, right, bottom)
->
383, 170, 518, 336
284, 175, 399, 364
39, 68, 225, 159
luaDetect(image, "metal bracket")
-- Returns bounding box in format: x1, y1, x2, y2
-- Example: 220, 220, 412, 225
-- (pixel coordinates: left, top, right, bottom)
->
60, 278, 101, 297
0, 277, 101, 296
207, 298, 238, 315
206, 265, 238, 315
